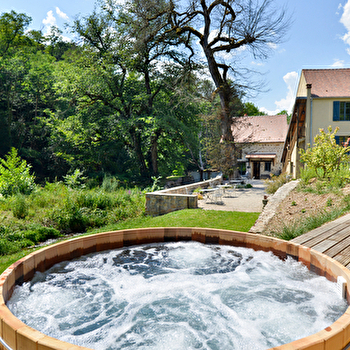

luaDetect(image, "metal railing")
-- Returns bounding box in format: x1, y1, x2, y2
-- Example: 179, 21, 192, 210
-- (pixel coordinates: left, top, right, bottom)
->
0, 336, 12, 350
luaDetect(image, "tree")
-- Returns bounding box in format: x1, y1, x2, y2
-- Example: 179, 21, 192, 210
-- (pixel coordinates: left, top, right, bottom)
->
64, 2, 205, 180
299, 126, 350, 180
146, 0, 289, 176
277, 109, 291, 123
242, 102, 266, 116
0, 11, 31, 58
0, 147, 36, 196
0, 11, 32, 156
153, 0, 290, 141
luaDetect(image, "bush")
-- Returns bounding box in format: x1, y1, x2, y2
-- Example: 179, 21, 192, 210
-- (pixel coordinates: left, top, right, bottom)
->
0, 148, 36, 197
51, 201, 88, 233
299, 163, 350, 194
0, 239, 26, 255
23, 226, 61, 243
264, 173, 290, 194
299, 126, 350, 180
11, 195, 29, 219
63, 169, 87, 189
278, 207, 346, 241
101, 175, 120, 192
76, 191, 113, 210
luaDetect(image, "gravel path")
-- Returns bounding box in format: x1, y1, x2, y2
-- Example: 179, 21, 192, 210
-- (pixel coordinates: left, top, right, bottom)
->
197, 179, 267, 213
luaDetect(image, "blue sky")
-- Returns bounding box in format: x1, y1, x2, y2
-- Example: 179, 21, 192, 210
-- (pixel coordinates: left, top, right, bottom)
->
2, 0, 350, 115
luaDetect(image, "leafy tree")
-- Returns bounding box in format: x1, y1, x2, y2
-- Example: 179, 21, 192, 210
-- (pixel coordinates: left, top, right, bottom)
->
0, 11, 32, 58
299, 126, 350, 180
149, 0, 290, 141
61, 2, 205, 181
242, 102, 266, 116
0, 147, 36, 196
277, 109, 291, 123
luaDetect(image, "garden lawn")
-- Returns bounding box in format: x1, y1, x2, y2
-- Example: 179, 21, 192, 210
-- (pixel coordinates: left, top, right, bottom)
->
92, 209, 260, 233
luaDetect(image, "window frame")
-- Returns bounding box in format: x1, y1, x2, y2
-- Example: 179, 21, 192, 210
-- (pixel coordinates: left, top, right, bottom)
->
333, 101, 350, 121
264, 161, 271, 172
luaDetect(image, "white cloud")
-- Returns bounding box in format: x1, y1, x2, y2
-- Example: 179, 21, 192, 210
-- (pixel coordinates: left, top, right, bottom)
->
43, 10, 57, 28
274, 71, 298, 114
56, 7, 69, 20
340, 1, 350, 49
251, 61, 264, 66
260, 71, 298, 115
42, 11, 57, 35
332, 59, 345, 67
267, 42, 278, 50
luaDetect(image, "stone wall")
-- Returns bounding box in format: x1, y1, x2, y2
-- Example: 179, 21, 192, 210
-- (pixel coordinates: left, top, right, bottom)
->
242, 142, 285, 176
145, 176, 222, 216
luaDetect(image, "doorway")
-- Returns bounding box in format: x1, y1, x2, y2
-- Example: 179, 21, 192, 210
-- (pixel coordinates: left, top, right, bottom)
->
253, 162, 260, 179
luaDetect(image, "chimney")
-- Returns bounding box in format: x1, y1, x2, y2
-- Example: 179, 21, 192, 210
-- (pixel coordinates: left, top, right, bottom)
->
305, 83, 312, 147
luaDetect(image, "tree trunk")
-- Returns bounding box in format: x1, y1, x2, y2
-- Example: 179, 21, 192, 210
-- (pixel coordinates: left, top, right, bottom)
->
201, 44, 237, 175
150, 131, 160, 176
201, 44, 234, 143
130, 128, 149, 178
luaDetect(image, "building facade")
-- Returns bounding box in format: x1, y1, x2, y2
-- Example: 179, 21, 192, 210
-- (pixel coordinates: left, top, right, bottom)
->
282, 68, 350, 178
233, 115, 288, 179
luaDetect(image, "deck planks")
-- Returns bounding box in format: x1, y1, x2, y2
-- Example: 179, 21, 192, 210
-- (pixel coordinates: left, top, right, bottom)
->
291, 213, 350, 268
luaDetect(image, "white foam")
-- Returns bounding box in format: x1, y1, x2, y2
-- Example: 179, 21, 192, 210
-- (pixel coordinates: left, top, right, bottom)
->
7, 242, 347, 350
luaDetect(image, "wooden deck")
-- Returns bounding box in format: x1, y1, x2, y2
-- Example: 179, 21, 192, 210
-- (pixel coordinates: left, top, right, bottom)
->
291, 213, 350, 269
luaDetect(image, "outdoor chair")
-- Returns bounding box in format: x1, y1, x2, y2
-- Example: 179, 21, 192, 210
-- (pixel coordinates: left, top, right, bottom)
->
211, 188, 223, 204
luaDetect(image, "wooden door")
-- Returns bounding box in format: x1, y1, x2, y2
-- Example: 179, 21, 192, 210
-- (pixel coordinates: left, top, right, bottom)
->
253, 162, 260, 179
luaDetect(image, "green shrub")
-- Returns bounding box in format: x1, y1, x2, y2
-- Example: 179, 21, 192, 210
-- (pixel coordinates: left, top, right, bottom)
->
11, 195, 29, 219
264, 173, 290, 194
63, 169, 87, 189
101, 175, 120, 192
299, 126, 350, 180
192, 188, 203, 193
0, 148, 36, 197
23, 226, 61, 243
76, 191, 113, 210
277, 206, 349, 241
299, 167, 318, 186
51, 201, 88, 233
0, 239, 25, 255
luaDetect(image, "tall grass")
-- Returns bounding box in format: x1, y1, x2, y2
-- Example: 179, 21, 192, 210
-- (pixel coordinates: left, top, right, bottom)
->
0, 182, 145, 255
264, 173, 290, 194
277, 198, 350, 241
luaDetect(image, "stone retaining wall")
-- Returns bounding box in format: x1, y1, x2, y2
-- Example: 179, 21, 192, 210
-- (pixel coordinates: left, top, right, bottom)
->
145, 176, 222, 216
249, 180, 300, 234
0, 228, 350, 350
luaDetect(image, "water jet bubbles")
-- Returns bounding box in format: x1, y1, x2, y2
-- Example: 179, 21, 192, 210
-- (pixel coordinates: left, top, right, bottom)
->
7, 241, 348, 350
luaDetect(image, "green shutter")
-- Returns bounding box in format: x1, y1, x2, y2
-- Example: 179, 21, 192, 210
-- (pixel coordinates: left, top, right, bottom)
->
333, 101, 340, 121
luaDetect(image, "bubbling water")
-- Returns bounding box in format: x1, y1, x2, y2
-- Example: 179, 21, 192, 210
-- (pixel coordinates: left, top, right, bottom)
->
7, 241, 347, 350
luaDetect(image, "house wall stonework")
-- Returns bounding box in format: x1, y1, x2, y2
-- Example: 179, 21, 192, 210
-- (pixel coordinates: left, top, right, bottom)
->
239, 142, 284, 178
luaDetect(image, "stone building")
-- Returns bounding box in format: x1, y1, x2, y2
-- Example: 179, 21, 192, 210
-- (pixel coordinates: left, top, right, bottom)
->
232, 114, 289, 179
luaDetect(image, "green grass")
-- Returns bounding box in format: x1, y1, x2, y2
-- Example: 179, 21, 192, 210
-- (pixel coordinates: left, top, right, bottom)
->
0, 247, 38, 275
276, 206, 350, 241
90, 209, 260, 233
0, 209, 260, 274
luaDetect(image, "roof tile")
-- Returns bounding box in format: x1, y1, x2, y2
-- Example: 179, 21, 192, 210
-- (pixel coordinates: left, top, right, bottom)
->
303, 68, 350, 98
232, 115, 289, 143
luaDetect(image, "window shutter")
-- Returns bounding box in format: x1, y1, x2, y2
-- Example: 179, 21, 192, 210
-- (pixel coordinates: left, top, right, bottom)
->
333, 101, 340, 121
335, 136, 340, 145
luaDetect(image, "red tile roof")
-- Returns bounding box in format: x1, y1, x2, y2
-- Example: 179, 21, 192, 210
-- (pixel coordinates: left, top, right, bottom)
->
303, 68, 350, 98
232, 115, 288, 143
